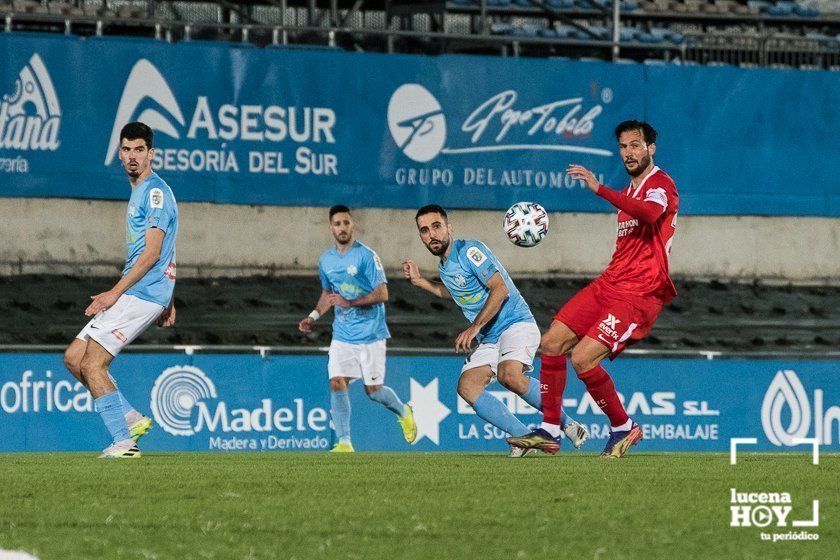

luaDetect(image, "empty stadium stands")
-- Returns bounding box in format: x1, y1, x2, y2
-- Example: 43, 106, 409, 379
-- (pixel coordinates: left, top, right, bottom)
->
0, 0, 838, 68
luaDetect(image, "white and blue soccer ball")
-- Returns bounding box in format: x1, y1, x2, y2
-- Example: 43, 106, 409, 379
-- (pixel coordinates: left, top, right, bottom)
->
503, 201, 549, 248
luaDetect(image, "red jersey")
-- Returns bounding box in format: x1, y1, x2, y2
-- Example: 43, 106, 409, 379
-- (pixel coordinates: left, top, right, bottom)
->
595, 166, 678, 303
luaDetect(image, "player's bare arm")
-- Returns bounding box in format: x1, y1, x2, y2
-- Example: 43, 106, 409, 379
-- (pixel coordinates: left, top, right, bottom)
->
299, 289, 332, 333
85, 227, 165, 317
402, 259, 452, 299
329, 283, 388, 308
454, 272, 509, 354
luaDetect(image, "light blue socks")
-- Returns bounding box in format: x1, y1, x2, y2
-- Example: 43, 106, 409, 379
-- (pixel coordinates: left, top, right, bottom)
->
330, 389, 352, 444
94, 391, 131, 443
368, 386, 406, 417
473, 391, 529, 437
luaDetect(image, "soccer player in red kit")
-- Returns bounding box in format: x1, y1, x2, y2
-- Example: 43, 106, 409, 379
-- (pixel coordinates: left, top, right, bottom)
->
508, 120, 678, 458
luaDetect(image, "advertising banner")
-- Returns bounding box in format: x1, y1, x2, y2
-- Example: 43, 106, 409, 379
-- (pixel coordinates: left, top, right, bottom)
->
1, 33, 838, 215
1, 353, 837, 453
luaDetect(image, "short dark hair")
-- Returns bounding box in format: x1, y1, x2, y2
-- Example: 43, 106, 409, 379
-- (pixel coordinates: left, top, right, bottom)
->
415, 205, 448, 223
120, 121, 154, 149
329, 205, 351, 219
614, 120, 657, 145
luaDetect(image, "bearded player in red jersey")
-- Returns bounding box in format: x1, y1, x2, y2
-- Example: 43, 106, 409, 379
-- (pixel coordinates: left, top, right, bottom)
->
508, 120, 678, 458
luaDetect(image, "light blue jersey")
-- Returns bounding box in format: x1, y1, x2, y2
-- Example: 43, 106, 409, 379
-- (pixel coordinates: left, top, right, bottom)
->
439, 239, 534, 344
123, 172, 178, 308
318, 241, 390, 344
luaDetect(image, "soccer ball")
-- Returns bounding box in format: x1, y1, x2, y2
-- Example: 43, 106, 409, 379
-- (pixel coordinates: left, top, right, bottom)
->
503, 202, 549, 247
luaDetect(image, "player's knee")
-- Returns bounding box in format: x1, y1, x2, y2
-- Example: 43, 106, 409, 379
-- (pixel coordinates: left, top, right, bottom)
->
569, 349, 598, 376
329, 378, 347, 392
456, 377, 480, 405
496, 365, 521, 389
365, 385, 382, 397
62, 351, 81, 377
540, 332, 568, 356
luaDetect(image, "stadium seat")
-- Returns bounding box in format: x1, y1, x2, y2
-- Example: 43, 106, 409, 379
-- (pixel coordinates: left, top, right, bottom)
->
643, 58, 668, 65
538, 28, 558, 38
491, 22, 515, 35
793, 5, 820, 17
615, 57, 638, 63
766, 2, 795, 16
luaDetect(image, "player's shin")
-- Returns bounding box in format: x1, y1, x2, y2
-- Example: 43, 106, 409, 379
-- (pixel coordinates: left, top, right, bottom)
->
94, 391, 132, 444
473, 391, 529, 437
367, 386, 406, 417
330, 389, 352, 444
108, 372, 143, 425
578, 364, 630, 428
539, 354, 566, 438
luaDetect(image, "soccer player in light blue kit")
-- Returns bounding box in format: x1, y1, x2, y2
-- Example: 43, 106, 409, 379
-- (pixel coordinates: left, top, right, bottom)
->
403, 205, 587, 457
63, 122, 178, 458
299, 205, 417, 452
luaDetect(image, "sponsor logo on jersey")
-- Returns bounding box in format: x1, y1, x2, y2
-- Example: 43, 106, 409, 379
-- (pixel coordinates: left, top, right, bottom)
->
598, 314, 621, 339
454, 274, 467, 288
346, 265, 358, 277
617, 218, 639, 238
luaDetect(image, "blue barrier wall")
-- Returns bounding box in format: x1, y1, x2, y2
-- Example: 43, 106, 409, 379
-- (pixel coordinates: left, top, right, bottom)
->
1, 354, 837, 453
1, 33, 838, 216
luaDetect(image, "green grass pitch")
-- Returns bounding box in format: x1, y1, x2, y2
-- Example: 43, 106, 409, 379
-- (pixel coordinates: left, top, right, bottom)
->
0, 453, 836, 559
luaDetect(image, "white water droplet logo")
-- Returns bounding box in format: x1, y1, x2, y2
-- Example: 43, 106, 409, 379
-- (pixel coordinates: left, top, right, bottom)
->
761, 370, 811, 446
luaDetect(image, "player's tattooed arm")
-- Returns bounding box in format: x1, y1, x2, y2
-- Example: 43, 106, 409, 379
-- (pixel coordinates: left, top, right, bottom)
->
299, 290, 332, 333
86, 227, 165, 317
329, 283, 388, 308
455, 272, 508, 353
402, 260, 452, 299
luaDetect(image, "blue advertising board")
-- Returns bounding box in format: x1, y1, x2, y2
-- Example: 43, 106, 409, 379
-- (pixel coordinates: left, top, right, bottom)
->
0, 33, 838, 216
0, 353, 837, 453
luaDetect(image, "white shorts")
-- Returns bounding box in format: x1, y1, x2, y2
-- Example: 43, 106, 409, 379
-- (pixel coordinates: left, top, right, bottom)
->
76, 294, 165, 357
461, 321, 541, 375
328, 339, 387, 386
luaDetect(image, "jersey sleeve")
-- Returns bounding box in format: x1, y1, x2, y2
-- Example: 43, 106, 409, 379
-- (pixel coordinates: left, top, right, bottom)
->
461, 241, 499, 286
318, 258, 331, 291
362, 249, 387, 289
642, 180, 671, 209
143, 186, 175, 233
596, 184, 666, 224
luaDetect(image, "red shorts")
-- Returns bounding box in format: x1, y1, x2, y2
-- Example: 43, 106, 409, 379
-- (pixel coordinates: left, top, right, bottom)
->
554, 280, 664, 359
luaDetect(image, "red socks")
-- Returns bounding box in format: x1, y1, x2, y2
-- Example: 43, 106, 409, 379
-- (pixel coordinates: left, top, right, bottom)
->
539, 354, 567, 426
578, 364, 629, 428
